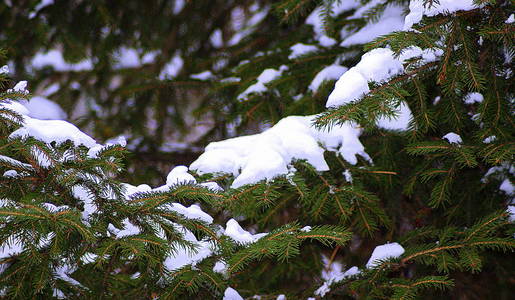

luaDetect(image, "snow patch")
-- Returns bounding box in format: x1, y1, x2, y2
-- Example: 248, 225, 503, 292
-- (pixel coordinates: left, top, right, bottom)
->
442, 132, 462, 144
224, 219, 267, 244
327, 48, 403, 107
31, 50, 93, 72
163, 226, 212, 271
366, 242, 405, 268
309, 65, 348, 92
159, 53, 183, 79
224, 287, 244, 300
190, 71, 214, 80
10, 118, 97, 148
108, 218, 141, 239
9, 81, 29, 94
464, 92, 483, 104
404, 0, 478, 30
288, 43, 317, 60
315, 255, 360, 297
376, 102, 412, 131
22, 96, 67, 120
237, 66, 288, 101
166, 165, 196, 186
341, 5, 405, 47
190, 115, 370, 188
169, 203, 213, 224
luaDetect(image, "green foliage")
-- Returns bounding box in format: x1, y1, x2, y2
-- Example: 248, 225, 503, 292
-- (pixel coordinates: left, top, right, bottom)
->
1, 0, 514, 299
0, 72, 348, 298
193, 0, 515, 298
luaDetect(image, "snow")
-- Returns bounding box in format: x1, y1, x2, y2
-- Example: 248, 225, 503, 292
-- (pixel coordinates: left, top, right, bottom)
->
31, 50, 93, 72
315, 266, 359, 296
0, 240, 23, 260
163, 226, 212, 271
0, 65, 8, 74
3, 170, 18, 177
288, 43, 318, 60
237, 66, 288, 100
442, 132, 462, 144
190, 115, 370, 188
42, 203, 69, 213
376, 102, 412, 131
365, 242, 405, 268
221, 77, 241, 83
10, 81, 29, 94
122, 183, 152, 197
87, 135, 126, 158
276, 295, 286, 300
0, 155, 33, 171
309, 65, 348, 92
73, 185, 97, 221
508, 206, 515, 222
113, 48, 158, 69
391, 47, 442, 74
10, 118, 97, 148
482, 164, 514, 204
224, 287, 244, 300
341, 5, 405, 47
173, 0, 185, 15
327, 48, 403, 107
306, 1, 360, 47
227, 5, 270, 46
343, 169, 353, 183
159, 53, 183, 79
331, 0, 361, 16
404, 0, 478, 30
326, 46, 442, 130
81, 252, 98, 264
315, 255, 360, 297
113, 48, 140, 69
349, 0, 386, 19
200, 181, 223, 192
151, 165, 198, 192
3, 1, 509, 289
105, 135, 127, 147
108, 218, 141, 239
210, 29, 224, 48
1, 100, 30, 115
224, 219, 267, 244
506, 14, 514, 24
300, 226, 312, 232
213, 260, 227, 273
166, 165, 196, 185
190, 70, 214, 80
54, 263, 81, 286
482, 164, 514, 181
169, 203, 213, 224
29, 0, 54, 18
464, 92, 484, 104
305, 7, 337, 47
483, 136, 496, 144
22, 96, 67, 120
500, 179, 514, 196
37, 82, 60, 96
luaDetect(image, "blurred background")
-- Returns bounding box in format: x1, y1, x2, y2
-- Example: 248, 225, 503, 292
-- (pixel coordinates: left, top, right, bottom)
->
2, 0, 267, 185
0, 0, 365, 185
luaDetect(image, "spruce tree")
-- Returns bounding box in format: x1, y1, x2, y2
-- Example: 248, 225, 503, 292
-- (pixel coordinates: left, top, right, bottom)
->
1, 0, 514, 299
192, 0, 514, 298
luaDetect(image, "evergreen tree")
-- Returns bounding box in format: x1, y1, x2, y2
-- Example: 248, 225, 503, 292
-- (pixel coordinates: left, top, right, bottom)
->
0, 0, 294, 184
0, 53, 349, 298
1, 0, 514, 299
